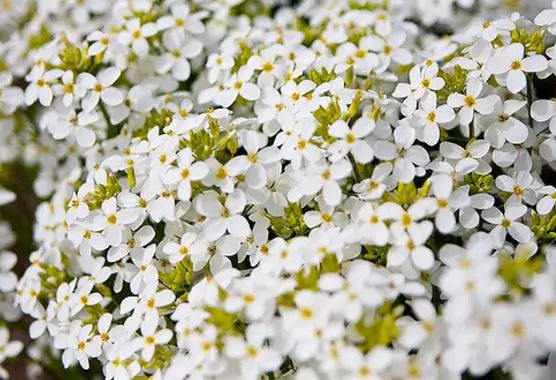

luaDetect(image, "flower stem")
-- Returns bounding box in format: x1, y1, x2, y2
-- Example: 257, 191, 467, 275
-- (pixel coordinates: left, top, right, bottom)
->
526, 75, 535, 128
347, 152, 363, 183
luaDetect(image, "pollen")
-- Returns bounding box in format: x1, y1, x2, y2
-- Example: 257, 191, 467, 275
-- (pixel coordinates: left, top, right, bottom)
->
246, 346, 258, 358
464, 95, 477, 108
427, 112, 436, 123
263, 62, 274, 72
243, 294, 255, 303
145, 336, 155, 345
221, 208, 230, 218
346, 133, 356, 144
501, 218, 512, 228
179, 246, 189, 255
421, 78, 430, 88
383, 45, 393, 55
299, 307, 313, 319
511, 60, 522, 70
297, 139, 307, 150
513, 185, 524, 197
215, 167, 227, 180
247, 152, 258, 163
107, 214, 117, 224
233, 81, 243, 90
322, 213, 332, 222
401, 212, 412, 227
437, 198, 448, 208
181, 168, 190, 179
202, 341, 212, 352
359, 366, 371, 376
511, 322, 525, 338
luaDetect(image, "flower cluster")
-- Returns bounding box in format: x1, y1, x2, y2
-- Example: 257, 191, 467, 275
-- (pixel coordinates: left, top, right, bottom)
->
1, 0, 556, 379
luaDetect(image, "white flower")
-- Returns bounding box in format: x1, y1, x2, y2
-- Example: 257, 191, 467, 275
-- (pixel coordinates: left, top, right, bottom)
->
119, 18, 158, 57
288, 159, 352, 206
487, 43, 548, 94
483, 99, 528, 147
535, 1, 556, 33
60, 323, 102, 370
0, 328, 23, 378
163, 232, 197, 265
414, 92, 455, 146
0, 189, 15, 206
361, 31, 413, 68
0, 72, 24, 114
217, 67, 261, 107
156, 3, 206, 35
448, 78, 498, 125
50, 108, 98, 148
374, 126, 430, 184
25, 67, 63, 106
0, 253, 17, 292
482, 204, 533, 247
536, 186, 556, 215
163, 148, 209, 201
341, 346, 392, 380
328, 119, 374, 163
225, 130, 281, 189
52, 70, 87, 107
495, 171, 537, 206
133, 324, 172, 362
195, 190, 250, 241
156, 30, 203, 81
79, 67, 124, 112
224, 324, 282, 379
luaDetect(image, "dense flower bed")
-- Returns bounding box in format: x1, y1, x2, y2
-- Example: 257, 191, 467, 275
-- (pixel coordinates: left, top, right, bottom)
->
1, 0, 556, 379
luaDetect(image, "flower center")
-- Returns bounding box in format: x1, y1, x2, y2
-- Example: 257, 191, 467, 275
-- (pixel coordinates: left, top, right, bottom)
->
464, 96, 476, 108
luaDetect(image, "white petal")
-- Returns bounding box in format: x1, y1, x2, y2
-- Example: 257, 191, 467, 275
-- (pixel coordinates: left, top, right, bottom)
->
509, 222, 533, 243
239, 83, 260, 101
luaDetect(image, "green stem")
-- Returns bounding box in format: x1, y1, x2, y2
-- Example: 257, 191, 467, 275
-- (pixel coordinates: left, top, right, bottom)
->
526, 74, 535, 129
347, 152, 363, 183
99, 101, 118, 138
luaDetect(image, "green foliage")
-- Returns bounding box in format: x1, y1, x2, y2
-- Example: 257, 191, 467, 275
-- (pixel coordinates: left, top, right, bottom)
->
464, 173, 493, 194
511, 27, 546, 54
28, 25, 53, 50
355, 301, 402, 353
83, 173, 122, 210
159, 258, 193, 301
497, 253, 543, 296
531, 210, 556, 243
204, 306, 244, 336
437, 65, 468, 101
133, 108, 174, 140
266, 203, 308, 238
